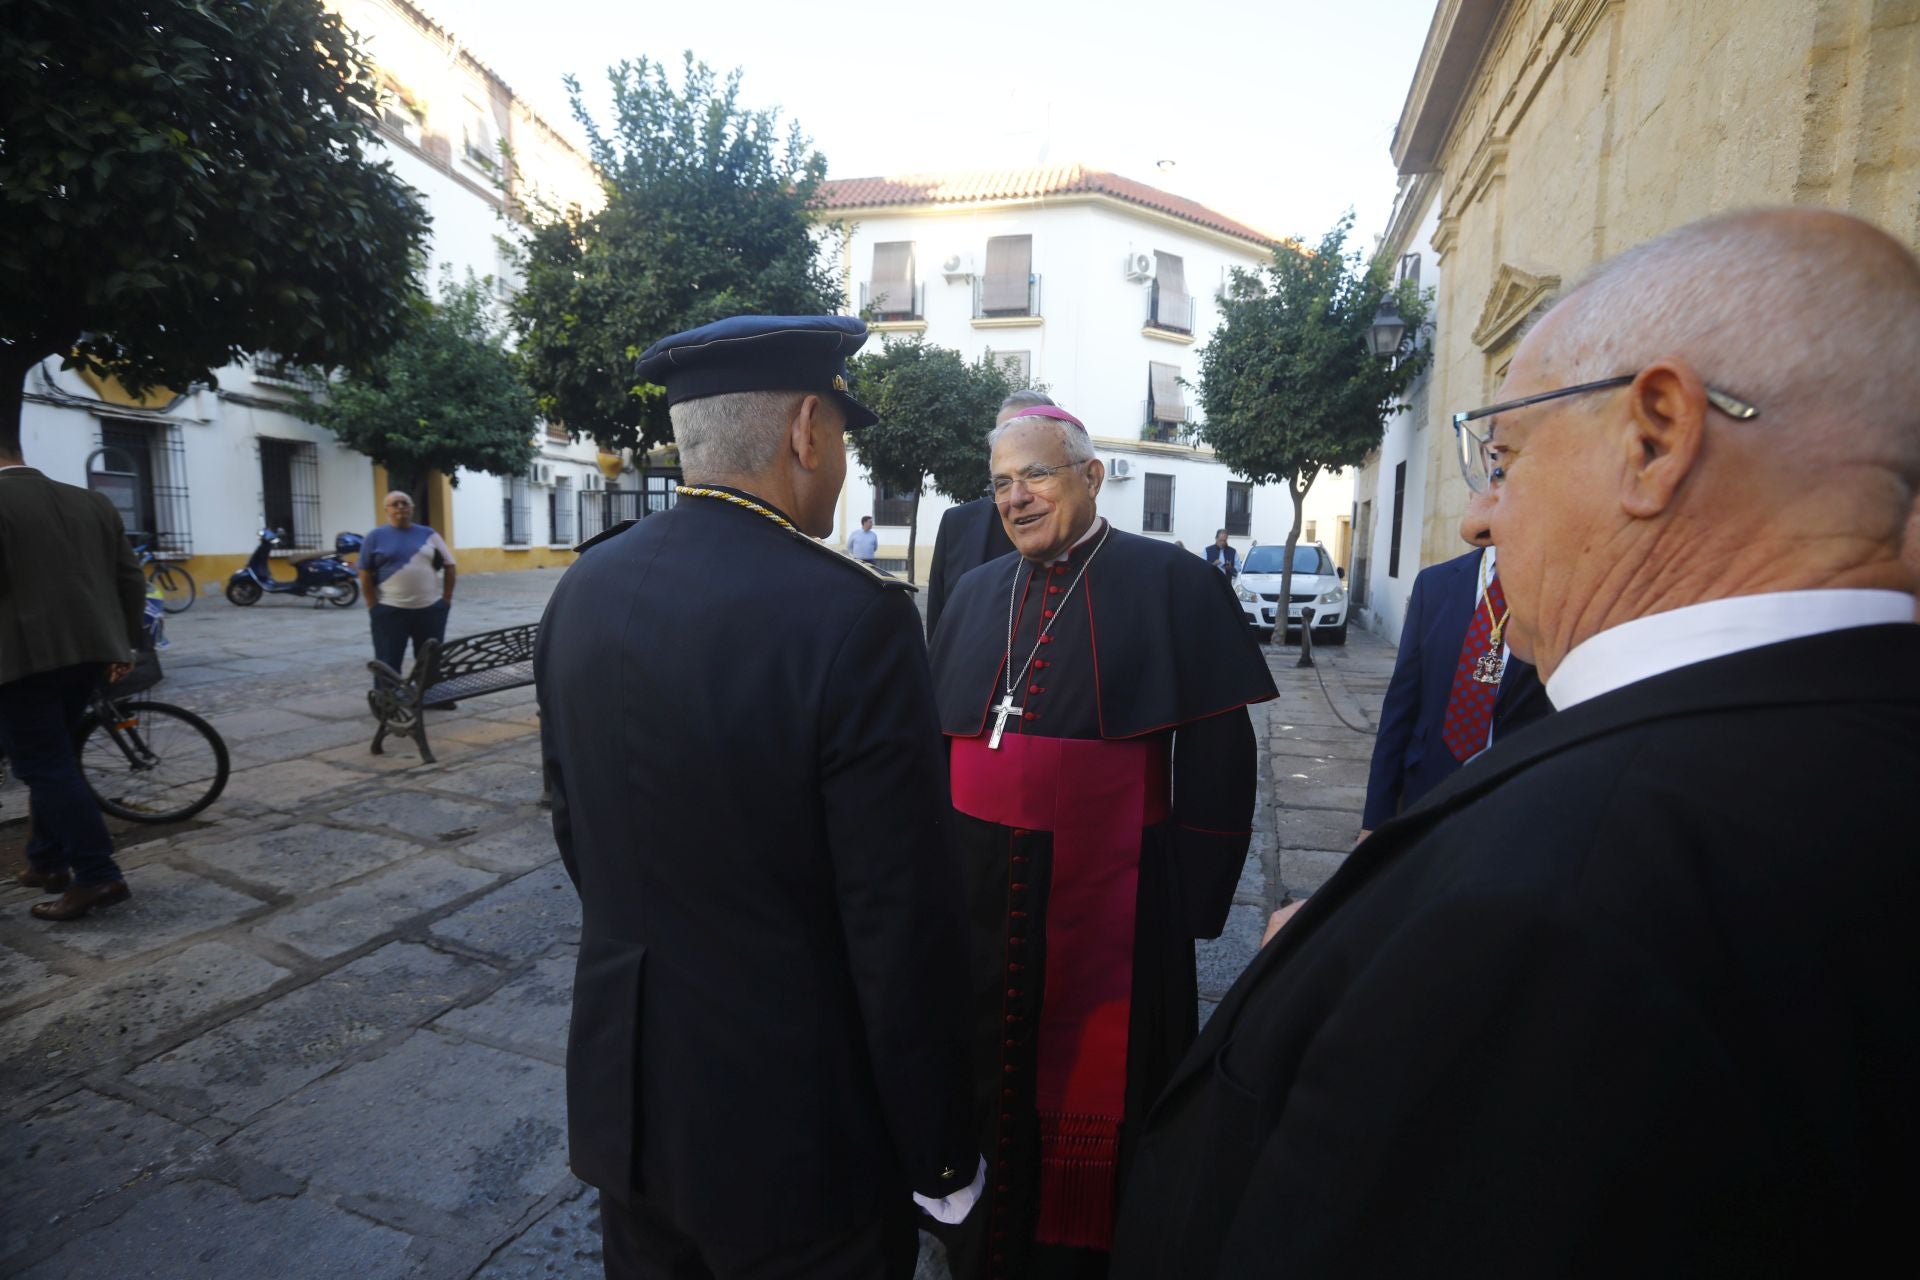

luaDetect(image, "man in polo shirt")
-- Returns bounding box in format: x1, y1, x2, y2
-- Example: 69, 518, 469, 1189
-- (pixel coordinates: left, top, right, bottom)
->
361, 491, 457, 687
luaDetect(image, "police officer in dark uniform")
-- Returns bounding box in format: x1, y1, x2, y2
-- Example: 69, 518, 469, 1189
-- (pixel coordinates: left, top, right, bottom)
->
535, 315, 981, 1279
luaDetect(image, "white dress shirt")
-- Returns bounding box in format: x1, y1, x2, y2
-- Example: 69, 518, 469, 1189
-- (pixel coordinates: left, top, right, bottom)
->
1546, 589, 1916, 710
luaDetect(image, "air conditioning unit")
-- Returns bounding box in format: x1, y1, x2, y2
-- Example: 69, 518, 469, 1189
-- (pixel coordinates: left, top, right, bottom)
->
1122, 252, 1155, 282
528, 463, 552, 485
1107, 456, 1134, 480
940, 252, 976, 282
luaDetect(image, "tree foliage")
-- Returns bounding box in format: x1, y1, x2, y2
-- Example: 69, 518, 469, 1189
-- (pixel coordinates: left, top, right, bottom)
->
1195, 212, 1431, 629
298, 272, 537, 503
847, 338, 1014, 581
505, 54, 840, 454
0, 0, 430, 449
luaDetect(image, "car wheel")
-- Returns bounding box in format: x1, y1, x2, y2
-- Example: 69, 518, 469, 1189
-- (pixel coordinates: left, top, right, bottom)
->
1315, 618, 1349, 646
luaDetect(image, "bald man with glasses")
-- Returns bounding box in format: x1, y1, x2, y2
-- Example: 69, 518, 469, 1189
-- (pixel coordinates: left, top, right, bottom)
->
1113, 208, 1920, 1278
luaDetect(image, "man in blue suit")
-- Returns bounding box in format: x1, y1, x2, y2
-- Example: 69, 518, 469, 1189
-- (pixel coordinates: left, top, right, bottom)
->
1360, 491, 1550, 837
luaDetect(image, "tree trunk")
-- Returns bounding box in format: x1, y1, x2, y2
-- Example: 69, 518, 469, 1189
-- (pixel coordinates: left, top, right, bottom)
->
0, 342, 60, 457
906, 484, 923, 584
1279, 473, 1310, 648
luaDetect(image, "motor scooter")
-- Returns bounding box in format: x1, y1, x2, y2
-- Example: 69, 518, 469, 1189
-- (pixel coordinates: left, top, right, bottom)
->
225, 529, 361, 607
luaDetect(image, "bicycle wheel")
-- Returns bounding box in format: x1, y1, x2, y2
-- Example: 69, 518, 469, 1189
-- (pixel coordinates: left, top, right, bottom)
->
148, 562, 196, 613
77, 700, 230, 823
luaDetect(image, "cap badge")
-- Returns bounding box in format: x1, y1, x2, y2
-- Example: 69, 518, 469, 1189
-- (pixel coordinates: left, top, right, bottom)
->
832, 374, 849, 392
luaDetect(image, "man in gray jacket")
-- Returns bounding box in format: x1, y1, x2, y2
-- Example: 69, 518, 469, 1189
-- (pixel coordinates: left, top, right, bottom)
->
0, 438, 146, 920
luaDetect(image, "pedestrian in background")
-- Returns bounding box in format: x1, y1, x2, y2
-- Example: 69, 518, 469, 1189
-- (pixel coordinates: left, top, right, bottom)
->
1358, 485, 1549, 841
0, 438, 145, 921
1203, 528, 1238, 578
847, 514, 879, 565
361, 491, 456, 693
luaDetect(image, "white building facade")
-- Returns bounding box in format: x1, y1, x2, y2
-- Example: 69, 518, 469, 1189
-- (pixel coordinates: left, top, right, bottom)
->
817, 168, 1355, 579
1350, 174, 1445, 644
14, 0, 608, 590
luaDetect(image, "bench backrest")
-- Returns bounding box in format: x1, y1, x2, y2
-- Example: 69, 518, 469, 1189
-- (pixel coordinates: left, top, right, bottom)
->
423, 623, 539, 684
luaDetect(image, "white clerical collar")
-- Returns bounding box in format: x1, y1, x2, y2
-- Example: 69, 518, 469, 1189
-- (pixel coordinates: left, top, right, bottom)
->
1044, 517, 1107, 565
1546, 589, 1916, 709
0, 464, 30, 473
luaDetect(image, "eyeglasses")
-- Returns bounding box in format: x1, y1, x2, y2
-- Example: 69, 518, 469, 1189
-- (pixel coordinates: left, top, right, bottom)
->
1451, 374, 1760, 493
989, 460, 1091, 498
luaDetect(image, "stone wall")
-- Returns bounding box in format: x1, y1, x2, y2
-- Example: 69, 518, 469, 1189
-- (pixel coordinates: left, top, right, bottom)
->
1408, 0, 1920, 565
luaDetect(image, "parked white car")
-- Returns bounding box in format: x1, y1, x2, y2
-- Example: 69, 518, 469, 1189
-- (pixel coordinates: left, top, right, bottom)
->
1232, 541, 1348, 645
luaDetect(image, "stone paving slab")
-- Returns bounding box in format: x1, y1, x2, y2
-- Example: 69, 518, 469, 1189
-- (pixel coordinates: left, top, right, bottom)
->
16, 1179, 432, 1280
468, 1185, 600, 1279
425, 759, 547, 807
127, 942, 496, 1125
0, 943, 291, 1097
228, 717, 388, 772
214, 758, 369, 815
0, 1089, 213, 1266
1270, 751, 1374, 788
433, 718, 541, 750
435, 948, 573, 1064
327, 792, 506, 844
1269, 719, 1379, 760
0, 942, 71, 1009
1275, 804, 1364, 852
446, 819, 562, 876
32, 866, 269, 961
207, 707, 326, 741
1195, 903, 1266, 1000
1278, 847, 1352, 898
180, 823, 421, 895
226, 1030, 568, 1230
250, 856, 499, 960
429, 865, 580, 965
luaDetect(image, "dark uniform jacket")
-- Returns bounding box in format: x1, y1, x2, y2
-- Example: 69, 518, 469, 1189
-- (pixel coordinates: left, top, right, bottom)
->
0, 467, 145, 686
534, 489, 976, 1252
925, 497, 1013, 639
1114, 624, 1920, 1278
1363, 547, 1549, 828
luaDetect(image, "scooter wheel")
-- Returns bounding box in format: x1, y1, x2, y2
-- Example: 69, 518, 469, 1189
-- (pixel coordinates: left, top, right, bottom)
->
326, 578, 360, 608
225, 578, 263, 606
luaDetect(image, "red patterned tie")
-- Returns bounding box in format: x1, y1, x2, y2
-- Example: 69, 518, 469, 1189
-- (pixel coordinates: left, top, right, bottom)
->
1441, 573, 1507, 762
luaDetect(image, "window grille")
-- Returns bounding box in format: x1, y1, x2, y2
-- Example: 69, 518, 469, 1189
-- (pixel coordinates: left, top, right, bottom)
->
504, 476, 532, 546
552, 478, 576, 544
1225, 482, 1251, 537
98, 420, 192, 555
259, 437, 321, 549
873, 481, 918, 527
1389, 462, 1406, 578
1143, 473, 1175, 533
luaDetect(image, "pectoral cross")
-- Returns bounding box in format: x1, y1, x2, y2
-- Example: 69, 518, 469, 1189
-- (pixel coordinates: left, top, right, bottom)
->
988, 695, 1023, 750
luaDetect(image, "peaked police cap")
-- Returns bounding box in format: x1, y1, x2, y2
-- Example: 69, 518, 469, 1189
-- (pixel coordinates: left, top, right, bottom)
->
634, 315, 878, 430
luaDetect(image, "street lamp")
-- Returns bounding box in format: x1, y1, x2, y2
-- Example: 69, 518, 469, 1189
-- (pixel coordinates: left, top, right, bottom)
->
1365, 296, 1407, 358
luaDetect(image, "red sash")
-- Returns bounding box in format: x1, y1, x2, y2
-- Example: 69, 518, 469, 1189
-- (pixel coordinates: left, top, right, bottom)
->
950, 732, 1170, 1249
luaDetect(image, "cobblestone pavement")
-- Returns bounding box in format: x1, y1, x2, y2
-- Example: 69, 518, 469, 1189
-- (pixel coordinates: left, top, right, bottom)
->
0, 569, 1389, 1278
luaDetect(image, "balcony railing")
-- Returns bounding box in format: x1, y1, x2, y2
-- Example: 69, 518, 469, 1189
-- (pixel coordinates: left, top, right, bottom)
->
859, 281, 925, 322
973, 275, 1042, 320
1140, 402, 1194, 443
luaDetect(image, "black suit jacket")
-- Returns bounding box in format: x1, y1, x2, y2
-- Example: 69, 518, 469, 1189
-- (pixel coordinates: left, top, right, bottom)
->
1115, 624, 1920, 1278
534, 490, 975, 1250
0, 467, 145, 685
1203, 543, 1238, 578
1363, 548, 1549, 828
925, 497, 1013, 638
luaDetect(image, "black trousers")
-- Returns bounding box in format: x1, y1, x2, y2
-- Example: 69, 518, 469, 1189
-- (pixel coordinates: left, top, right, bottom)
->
0, 663, 123, 886
368, 599, 449, 674
600, 1194, 918, 1280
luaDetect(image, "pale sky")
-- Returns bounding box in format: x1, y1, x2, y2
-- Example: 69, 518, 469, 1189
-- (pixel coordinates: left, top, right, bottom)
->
425, 0, 1439, 245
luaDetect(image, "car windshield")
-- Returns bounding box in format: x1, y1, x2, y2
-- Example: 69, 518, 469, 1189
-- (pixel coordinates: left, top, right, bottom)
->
1242, 544, 1330, 575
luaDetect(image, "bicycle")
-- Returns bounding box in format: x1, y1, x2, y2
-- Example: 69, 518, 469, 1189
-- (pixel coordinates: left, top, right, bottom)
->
135, 542, 197, 614
0, 686, 230, 826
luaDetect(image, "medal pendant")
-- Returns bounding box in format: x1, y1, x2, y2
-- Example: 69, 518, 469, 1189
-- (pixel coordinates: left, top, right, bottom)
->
1472, 652, 1504, 684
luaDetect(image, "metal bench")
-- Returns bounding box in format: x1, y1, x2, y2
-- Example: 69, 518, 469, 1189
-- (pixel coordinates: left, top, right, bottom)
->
367, 623, 537, 765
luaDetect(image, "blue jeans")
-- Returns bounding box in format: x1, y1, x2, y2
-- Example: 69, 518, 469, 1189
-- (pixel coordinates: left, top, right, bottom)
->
0, 664, 124, 886
369, 599, 450, 675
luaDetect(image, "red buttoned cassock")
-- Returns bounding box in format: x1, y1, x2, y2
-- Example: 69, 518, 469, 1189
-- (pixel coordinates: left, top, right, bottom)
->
927, 521, 1278, 1280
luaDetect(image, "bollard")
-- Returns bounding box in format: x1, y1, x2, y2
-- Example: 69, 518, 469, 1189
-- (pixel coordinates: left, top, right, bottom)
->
1296, 606, 1317, 668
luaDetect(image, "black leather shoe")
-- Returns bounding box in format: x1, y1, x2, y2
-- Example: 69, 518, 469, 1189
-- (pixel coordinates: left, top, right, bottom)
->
31, 881, 130, 921
14, 866, 73, 894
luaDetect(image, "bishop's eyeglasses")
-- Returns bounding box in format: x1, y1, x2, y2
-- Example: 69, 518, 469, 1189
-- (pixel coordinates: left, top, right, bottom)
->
989, 460, 1092, 498
1451, 374, 1760, 493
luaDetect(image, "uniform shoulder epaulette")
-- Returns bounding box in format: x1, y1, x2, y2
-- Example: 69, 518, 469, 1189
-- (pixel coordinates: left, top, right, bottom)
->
788, 530, 916, 593
573, 519, 637, 554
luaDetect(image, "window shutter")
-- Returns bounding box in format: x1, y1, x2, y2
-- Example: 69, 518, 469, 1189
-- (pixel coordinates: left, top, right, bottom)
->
1150, 362, 1185, 422
1154, 252, 1189, 329
869, 241, 916, 316
982, 235, 1033, 312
